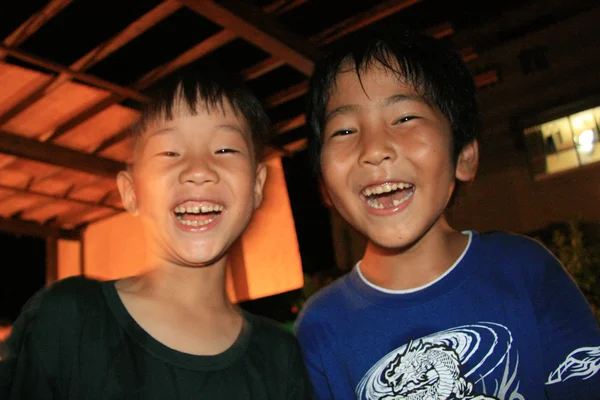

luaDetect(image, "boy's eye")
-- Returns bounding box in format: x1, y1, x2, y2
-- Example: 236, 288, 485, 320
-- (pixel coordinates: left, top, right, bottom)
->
159, 151, 179, 157
330, 129, 355, 138
215, 148, 239, 154
393, 116, 417, 124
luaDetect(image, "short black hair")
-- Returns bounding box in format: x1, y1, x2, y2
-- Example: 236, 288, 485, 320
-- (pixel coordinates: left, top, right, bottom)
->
130, 67, 270, 160
306, 27, 480, 174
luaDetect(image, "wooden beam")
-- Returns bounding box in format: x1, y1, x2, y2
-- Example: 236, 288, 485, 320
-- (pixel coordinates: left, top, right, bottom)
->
265, 81, 308, 108
0, 130, 126, 178
425, 22, 455, 39
474, 70, 499, 87
135, 29, 238, 90
71, 1, 182, 72
180, 0, 318, 75
262, 0, 309, 15
0, 217, 80, 240
273, 114, 306, 134
35, 0, 306, 157
44, 94, 124, 142
0, 45, 150, 103
0, 183, 123, 211
242, 0, 423, 81
0, 0, 72, 58
0, 2, 176, 126
311, 0, 422, 46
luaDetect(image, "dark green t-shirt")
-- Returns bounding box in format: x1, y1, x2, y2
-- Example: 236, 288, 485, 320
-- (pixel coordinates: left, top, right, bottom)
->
1, 277, 313, 399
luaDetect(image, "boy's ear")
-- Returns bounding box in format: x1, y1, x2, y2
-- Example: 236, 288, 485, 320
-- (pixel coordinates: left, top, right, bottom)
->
319, 180, 333, 208
253, 163, 268, 208
116, 170, 139, 216
455, 139, 479, 182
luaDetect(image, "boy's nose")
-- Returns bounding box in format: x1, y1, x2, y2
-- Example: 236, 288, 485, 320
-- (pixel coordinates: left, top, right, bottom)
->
179, 158, 219, 185
358, 132, 396, 166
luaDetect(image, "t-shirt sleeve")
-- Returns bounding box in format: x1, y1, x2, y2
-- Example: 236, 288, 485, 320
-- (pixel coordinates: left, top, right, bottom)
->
0, 277, 91, 399
295, 317, 334, 400
531, 244, 600, 399
286, 338, 316, 400
0, 287, 57, 399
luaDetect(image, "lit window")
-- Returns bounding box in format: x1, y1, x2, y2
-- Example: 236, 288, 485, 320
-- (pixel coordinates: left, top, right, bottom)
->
523, 106, 600, 178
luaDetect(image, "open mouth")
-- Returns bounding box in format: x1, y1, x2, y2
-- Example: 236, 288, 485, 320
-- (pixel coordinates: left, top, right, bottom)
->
173, 202, 224, 227
361, 182, 414, 210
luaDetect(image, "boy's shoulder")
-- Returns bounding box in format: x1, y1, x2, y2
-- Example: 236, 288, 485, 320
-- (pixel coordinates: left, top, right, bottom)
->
295, 274, 351, 328
475, 230, 556, 263
246, 312, 298, 346
21, 276, 105, 323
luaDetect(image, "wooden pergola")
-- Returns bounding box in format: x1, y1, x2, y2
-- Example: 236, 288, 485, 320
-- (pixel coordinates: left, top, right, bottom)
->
0, 0, 589, 281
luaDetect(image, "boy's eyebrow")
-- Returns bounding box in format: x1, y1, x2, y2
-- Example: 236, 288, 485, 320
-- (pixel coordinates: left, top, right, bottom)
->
215, 124, 245, 135
381, 93, 426, 108
324, 94, 427, 124
146, 127, 176, 140
324, 104, 359, 124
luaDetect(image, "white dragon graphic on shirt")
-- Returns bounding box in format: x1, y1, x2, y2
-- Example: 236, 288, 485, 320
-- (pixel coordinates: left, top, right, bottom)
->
356, 323, 522, 400
379, 339, 495, 400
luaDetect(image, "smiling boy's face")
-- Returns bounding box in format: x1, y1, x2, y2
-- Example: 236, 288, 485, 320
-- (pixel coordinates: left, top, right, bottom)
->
117, 98, 266, 268
320, 62, 477, 251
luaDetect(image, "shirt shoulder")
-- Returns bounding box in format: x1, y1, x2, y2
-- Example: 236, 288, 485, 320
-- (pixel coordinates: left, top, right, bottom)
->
23, 276, 105, 321
294, 274, 352, 334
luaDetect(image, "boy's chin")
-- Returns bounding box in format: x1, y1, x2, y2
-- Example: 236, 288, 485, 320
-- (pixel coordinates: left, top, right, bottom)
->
364, 231, 422, 254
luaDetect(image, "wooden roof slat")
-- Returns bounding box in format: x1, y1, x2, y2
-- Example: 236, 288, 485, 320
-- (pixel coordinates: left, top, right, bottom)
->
0, 45, 151, 103
241, 57, 285, 81
262, 0, 309, 15
0, 130, 126, 178
44, 94, 123, 142
180, 0, 318, 76
311, 0, 422, 46
241, 0, 423, 82
265, 80, 308, 108
0, 216, 80, 239
273, 114, 306, 134
0, 0, 73, 56
70, 1, 182, 72
57, 206, 117, 227
424, 22, 455, 39
0, 183, 122, 211
35, 0, 306, 156
134, 0, 307, 90
134, 29, 238, 90
19, 201, 81, 225
0, 2, 175, 128
0, 193, 48, 218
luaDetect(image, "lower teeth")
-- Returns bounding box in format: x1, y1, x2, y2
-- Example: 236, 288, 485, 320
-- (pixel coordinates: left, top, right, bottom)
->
176, 215, 217, 226
366, 189, 413, 209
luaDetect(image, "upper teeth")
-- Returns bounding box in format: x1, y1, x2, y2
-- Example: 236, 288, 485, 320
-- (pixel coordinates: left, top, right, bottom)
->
362, 182, 412, 197
174, 204, 224, 214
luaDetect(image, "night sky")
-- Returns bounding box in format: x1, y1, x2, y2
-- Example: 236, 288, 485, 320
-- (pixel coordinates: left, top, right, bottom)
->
0, 232, 46, 322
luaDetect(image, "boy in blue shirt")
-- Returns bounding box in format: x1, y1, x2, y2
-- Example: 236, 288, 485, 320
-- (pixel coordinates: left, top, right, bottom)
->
295, 28, 600, 399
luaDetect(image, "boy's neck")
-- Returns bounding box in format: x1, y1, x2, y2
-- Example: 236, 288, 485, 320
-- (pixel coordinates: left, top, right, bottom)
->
360, 219, 469, 291
131, 257, 234, 313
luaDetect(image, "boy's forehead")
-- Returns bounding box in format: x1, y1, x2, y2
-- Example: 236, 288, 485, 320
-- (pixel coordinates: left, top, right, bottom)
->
132, 99, 251, 154
327, 61, 421, 107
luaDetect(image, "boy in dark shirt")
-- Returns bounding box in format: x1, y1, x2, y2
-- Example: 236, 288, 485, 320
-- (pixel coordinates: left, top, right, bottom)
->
1, 70, 313, 399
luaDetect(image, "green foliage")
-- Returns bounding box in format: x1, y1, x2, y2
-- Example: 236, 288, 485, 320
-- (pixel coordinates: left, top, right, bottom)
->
538, 220, 600, 322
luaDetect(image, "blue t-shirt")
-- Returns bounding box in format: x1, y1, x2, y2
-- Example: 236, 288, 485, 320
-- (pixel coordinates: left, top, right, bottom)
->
295, 231, 600, 399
